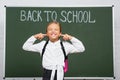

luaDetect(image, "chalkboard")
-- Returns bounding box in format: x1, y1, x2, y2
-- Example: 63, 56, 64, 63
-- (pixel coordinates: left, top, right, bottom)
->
5, 7, 114, 78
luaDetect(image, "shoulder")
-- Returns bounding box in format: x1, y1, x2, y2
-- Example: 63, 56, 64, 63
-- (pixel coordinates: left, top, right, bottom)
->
36, 40, 48, 47
62, 41, 72, 46
38, 40, 47, 44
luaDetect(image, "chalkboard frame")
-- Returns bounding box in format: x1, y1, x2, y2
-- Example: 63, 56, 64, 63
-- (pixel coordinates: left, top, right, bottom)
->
4, 5, 115, 80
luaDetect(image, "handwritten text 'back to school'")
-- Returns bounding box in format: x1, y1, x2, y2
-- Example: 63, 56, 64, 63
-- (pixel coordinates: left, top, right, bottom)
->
20, 10, 96, 23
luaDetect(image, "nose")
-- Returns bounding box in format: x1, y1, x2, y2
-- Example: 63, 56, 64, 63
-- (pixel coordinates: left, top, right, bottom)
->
51, 29, 56, 32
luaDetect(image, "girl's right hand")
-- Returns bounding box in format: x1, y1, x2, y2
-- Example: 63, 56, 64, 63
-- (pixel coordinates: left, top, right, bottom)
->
34, 33, 47, 40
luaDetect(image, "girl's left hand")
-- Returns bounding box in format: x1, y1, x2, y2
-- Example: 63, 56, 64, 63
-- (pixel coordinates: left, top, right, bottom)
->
61, 34, 73, 40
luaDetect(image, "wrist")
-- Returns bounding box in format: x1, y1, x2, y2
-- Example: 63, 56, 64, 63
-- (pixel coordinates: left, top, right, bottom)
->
34, 35, 38, 39
68, 35, 73, 40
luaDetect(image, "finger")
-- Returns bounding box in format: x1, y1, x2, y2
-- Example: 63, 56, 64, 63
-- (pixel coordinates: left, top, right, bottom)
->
61, 34, 68, 36
43, 34, 47, 36
60, 34, 64, 37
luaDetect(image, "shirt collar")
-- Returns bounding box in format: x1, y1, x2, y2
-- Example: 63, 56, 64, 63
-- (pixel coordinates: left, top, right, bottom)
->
49, 39, 61, 44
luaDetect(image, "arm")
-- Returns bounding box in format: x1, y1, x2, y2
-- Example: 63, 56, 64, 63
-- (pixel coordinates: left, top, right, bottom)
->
61, 34, 85, 54
22, 33, 46, 53
69, 37, 85, 53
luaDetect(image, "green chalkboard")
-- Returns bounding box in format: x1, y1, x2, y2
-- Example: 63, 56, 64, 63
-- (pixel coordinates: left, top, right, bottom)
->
5, 7, 114, 78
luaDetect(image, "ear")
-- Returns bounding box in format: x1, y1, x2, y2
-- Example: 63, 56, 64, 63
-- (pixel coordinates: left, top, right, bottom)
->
46, 32, 48, 37
59, 33, 62, 37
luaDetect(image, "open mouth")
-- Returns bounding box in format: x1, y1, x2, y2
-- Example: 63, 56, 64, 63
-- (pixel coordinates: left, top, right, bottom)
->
51, 33, 57, 37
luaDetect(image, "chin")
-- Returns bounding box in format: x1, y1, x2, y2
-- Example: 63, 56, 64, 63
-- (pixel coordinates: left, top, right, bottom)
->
49, 37, 59, 40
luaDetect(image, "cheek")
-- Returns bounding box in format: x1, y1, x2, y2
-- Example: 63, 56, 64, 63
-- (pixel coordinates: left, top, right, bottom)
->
46, 30, 51, 34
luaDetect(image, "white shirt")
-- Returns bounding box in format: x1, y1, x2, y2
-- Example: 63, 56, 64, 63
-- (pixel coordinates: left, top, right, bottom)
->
22, 36, 85, 80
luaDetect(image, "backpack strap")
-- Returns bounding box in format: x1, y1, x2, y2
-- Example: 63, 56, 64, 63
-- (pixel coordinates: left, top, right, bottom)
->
41, 40, 49, 58
60, 41, 68, 60
41, 40, 68, 60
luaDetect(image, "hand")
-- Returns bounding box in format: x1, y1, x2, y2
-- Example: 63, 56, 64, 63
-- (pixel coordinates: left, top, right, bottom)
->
34, 33, 47, 40
61, 34, 73, 41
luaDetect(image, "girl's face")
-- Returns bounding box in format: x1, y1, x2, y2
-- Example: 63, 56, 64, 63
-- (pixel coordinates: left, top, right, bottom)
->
46, 23, 61, 42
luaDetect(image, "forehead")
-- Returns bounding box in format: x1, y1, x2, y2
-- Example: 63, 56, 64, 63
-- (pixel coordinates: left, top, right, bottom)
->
47, 23, 60, 29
